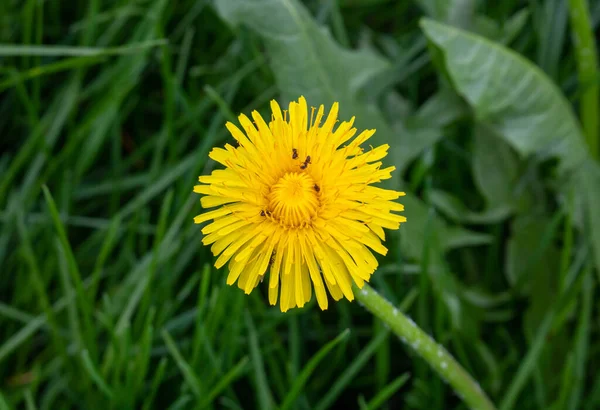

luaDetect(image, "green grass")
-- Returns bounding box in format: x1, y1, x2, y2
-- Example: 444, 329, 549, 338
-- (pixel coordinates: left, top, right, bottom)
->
1, 0, 599, 409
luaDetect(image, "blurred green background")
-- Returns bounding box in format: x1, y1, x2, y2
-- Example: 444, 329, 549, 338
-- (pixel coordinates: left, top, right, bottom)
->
1, 0, 599, 409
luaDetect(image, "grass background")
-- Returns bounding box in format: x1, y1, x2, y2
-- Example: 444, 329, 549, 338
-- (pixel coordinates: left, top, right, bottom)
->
1, 0, 599, 409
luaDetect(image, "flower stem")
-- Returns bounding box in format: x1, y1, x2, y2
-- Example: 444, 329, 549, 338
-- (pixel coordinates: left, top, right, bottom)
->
354, 283, 497, 410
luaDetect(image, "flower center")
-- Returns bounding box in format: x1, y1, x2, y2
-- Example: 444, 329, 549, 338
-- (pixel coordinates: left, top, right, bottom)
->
268, 172, 319, 227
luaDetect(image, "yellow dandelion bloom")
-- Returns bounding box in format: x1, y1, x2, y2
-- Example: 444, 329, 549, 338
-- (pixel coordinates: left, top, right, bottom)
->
193, 96, 406, 312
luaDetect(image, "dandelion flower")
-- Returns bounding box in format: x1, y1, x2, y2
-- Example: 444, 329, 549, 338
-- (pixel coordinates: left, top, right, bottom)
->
193, 96, 406, 312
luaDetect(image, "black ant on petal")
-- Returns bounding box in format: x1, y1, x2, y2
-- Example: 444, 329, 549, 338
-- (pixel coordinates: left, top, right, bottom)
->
300, 155, 311, 170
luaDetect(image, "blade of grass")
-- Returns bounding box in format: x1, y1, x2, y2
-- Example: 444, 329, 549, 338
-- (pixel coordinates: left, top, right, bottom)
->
366, 373, 411, 410
314, 329, 389, 410
0, 267, 110, 362
89, 215, 121, 304
0, 304, 35, 323
568, 0, 599, 158
0, 390, 11, 410
245, 311, 275, 410
151, 41, 175, 173
203, 85, 238, 123
0, 315, 46, 362
116, 154, 196, 221
556, 353, 575, 409
279, 329, 351, 410
197, 357, 250, 409
55, 239, 83, 355
142, 357, 168, 410
0, 57, 106, 92
161, 329, 203, 398
138, 189, 174, 331
0, 39, 167, 57
500, 261, 588, 410
81, 349, 114, 399
358, 396, 369, 410
43, 185, 97, 358
289, 315, 300, 382
0, 78, 79, 207
568, 270, 594, 409
169, 396, 193, 410
32, 0, 43, 115
176, 28, 194, 86
113, 192, 194, 335
192, 265, 212, 366
23, 390, 36, 410
15, 208, 67, 363
374, 319, 390, 391
5, 68, 40, 126
134, 307, 155, 391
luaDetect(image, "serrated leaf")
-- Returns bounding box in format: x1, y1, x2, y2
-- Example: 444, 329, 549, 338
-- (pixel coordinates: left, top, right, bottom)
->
215, 0, 392, 145
420, 18, 588, 176
420, 18, 600, 275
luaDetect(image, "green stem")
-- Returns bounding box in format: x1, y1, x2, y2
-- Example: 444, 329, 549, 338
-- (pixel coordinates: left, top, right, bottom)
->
568, 0, 599, 158
355, 283, 497, 410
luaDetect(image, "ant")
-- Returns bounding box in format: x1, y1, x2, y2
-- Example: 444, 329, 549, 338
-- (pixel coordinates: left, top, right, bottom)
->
314, 184, 320, 192
300, 155, 311, 170
292, 148, 298, 159
260, 251, 276, 284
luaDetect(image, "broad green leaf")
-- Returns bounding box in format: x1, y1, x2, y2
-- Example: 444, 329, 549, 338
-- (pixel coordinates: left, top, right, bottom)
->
420, 18, 588, 176
472, 126, 519, 212
212, 0, 435, 187
214, 0, 392, 146
421, 18, 600, 274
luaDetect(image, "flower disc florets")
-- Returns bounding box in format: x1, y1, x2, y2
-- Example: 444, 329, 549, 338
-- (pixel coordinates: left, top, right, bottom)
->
194, 96, 406, 312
